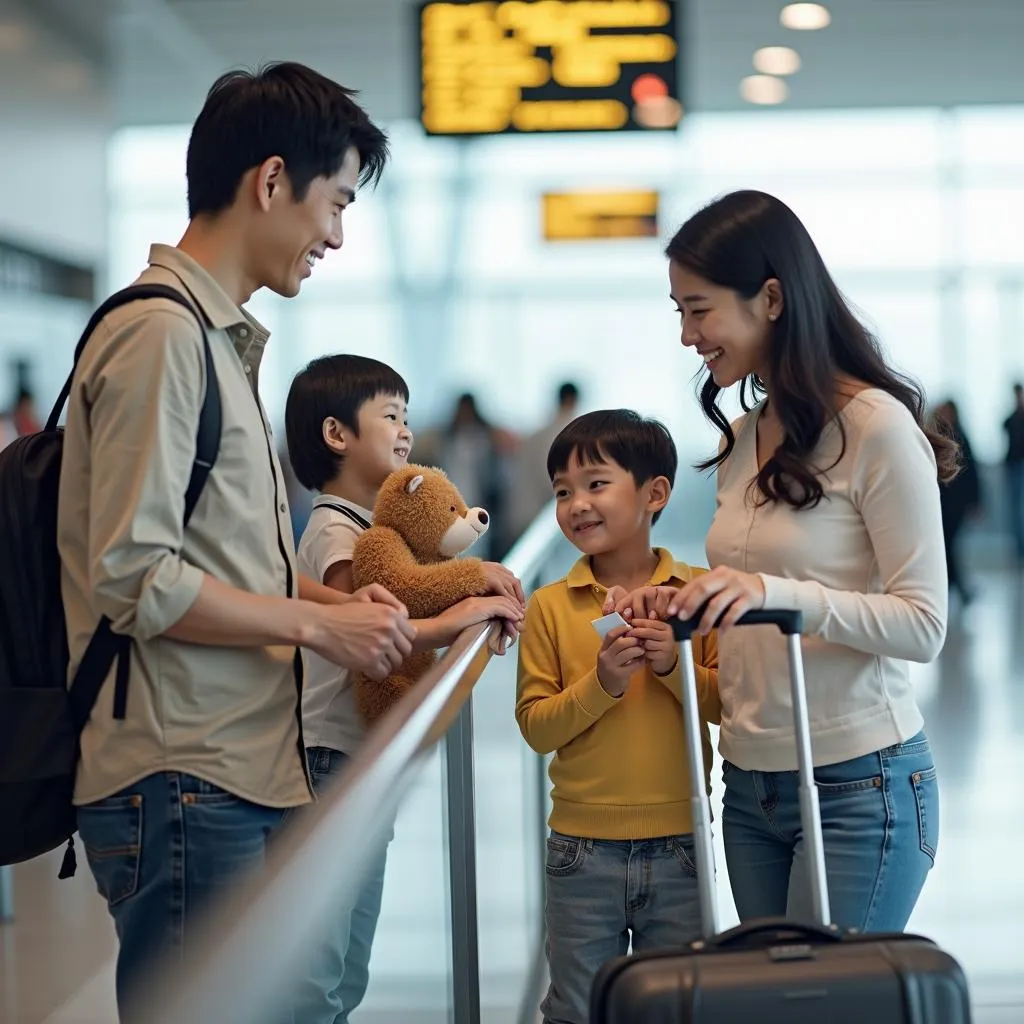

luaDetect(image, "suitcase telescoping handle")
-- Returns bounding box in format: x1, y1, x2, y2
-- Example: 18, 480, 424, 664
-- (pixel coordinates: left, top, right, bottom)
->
671, 606, 832, 939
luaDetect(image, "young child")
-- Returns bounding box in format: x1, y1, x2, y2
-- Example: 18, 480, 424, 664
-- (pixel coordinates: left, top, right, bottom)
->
285, 354, 525, 1024
515, 409, 720, 1024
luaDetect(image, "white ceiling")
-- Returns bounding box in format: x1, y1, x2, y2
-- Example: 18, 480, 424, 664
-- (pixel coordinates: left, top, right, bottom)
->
8, 0, 1024, 127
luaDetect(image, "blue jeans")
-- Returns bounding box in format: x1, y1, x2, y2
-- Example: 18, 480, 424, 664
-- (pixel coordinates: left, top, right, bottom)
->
288, 747, 389, 1024
76, 771, 287, 1023
722, 731, 939, 932
541, 830, 703, 1024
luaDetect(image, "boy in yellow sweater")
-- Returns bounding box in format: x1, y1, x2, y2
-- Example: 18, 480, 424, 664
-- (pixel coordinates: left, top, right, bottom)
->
516, 409, 720, 1024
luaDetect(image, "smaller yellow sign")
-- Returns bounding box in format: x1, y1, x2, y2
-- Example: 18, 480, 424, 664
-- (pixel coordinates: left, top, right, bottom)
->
542, 190, 660, 241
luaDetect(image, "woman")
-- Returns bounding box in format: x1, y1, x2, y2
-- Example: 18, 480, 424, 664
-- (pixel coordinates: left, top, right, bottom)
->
933, 400, 981, 606
611, 190, 957, 932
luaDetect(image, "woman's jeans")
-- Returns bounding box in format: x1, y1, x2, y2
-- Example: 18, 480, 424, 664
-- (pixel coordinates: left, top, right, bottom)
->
722, 731, 939, 932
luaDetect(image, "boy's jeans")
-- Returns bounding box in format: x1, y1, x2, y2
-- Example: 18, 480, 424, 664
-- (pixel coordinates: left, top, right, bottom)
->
722, 730, 939, 932
289, 747, 389, 1024
76, 771, 287, 1023
541, 831, 703, 1024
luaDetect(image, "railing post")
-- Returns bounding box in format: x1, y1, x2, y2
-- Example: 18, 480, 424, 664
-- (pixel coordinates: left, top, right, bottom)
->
444, 697, 481, 1024
0, 865, 13, 923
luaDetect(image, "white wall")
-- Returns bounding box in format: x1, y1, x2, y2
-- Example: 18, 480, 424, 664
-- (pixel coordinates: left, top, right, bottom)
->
0, 0, 112, 410
0, 2, 111, 261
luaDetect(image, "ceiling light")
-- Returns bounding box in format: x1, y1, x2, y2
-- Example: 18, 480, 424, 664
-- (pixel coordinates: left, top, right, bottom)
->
740, 75, 790, 106
780, 3, 831, 30
753, 46, 801, 75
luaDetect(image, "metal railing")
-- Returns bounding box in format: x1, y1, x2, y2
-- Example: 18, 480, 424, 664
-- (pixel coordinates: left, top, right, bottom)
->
142, 506, 566, 1024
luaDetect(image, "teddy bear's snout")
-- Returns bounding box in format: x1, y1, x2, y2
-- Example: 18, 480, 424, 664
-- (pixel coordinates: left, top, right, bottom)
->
438, 507, 491, 557
467, 508, 490, 535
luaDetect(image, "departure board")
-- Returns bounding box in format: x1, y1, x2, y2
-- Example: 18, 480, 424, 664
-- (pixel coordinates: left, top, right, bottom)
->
418, 1, 682, 136
543, 190, 659, 240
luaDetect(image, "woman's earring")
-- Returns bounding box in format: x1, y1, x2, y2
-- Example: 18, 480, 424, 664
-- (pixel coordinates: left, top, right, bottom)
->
768, 313, 778, 321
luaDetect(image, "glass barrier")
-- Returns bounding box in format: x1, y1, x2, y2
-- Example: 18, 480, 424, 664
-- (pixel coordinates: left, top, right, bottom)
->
473, 536, 577, 1024
343, 745, 454, 1024
137, 510, 567, 1024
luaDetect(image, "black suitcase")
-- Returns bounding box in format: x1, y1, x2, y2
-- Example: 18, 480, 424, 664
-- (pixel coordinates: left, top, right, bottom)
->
590, 608, 971, 1024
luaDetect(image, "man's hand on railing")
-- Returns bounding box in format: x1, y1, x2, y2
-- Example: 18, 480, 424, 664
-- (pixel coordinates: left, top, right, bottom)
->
350, 583, 409, 611
303, 601, 417, 681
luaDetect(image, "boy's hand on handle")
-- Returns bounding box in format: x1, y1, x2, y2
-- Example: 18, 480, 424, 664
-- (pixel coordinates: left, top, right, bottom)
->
481, 561, 527, 607
596, 626, 645, 697
666, 566, 766, 634
307, 602, 416, 681
603, 585, 680, 622
627, 615, 678, 676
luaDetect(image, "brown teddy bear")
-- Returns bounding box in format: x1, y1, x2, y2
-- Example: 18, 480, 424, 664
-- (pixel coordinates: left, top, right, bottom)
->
351, 464, 493, 726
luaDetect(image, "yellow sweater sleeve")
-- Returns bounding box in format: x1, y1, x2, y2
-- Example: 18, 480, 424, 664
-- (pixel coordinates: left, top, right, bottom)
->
516, 592, 620, 755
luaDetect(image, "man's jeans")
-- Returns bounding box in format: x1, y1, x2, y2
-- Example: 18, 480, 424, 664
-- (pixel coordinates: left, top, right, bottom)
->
541, 831, 703, 1024
722, 731, 939, 932
77, 771, 287, 1022
288, 747, 389, 1024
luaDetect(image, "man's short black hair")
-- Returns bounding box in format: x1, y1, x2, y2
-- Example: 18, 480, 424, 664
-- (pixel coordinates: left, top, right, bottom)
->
285, 354, 409, 492
187, 61, 389, 218
547, 409, 677, 524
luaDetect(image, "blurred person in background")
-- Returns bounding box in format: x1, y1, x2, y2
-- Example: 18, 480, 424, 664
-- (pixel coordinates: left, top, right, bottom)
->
933, 400, 981, 607
509, 381, 581, 538
0, 387, 41, 449
1004, 382, 1024, 564
420, 391, 516, 558
10, 386, 40, 435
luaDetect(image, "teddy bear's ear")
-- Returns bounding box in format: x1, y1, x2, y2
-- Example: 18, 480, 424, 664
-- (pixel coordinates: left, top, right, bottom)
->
405, 474, 425, 495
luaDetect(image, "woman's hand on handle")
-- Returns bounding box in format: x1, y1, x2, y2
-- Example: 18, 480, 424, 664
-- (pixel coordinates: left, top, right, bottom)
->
666, 566, 766, 634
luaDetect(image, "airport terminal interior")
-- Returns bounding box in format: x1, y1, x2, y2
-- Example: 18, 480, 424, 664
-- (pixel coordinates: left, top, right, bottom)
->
2, 1, 1024, 1022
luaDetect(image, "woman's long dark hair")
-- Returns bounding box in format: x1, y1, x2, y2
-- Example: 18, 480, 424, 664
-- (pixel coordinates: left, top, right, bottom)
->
665, 190, 958, 509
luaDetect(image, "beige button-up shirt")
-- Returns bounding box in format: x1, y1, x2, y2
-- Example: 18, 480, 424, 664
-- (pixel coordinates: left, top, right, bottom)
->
58, 244, 311, 807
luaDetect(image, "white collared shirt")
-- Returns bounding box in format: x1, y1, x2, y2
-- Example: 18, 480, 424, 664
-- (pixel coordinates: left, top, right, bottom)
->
296, 494, 375, 755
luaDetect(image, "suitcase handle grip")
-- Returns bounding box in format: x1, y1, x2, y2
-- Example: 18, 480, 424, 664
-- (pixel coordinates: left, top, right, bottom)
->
671, 606, 803, 640
705, 917, 842, 951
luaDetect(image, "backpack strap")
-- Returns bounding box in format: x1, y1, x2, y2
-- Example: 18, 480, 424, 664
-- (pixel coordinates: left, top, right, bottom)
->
65, 284, 223, 733
316, 502, 372, 532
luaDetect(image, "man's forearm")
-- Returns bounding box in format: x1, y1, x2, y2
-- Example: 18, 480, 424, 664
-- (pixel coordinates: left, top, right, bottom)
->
163, 573, 319, 648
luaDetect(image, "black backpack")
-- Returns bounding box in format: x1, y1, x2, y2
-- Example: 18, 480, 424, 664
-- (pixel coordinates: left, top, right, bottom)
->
0, 283, 221, 875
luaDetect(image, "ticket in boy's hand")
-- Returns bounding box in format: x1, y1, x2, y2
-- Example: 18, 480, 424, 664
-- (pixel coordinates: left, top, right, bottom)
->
591, 611, 630, 639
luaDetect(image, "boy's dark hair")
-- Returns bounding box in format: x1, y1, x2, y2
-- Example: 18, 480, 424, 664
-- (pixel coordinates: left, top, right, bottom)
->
547, 409, 677, 525
285, 354, 409, 492
187, 61, 389, 218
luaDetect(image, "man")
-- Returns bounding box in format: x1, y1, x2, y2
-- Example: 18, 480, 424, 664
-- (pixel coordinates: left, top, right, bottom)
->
57, 62, 415, 1020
